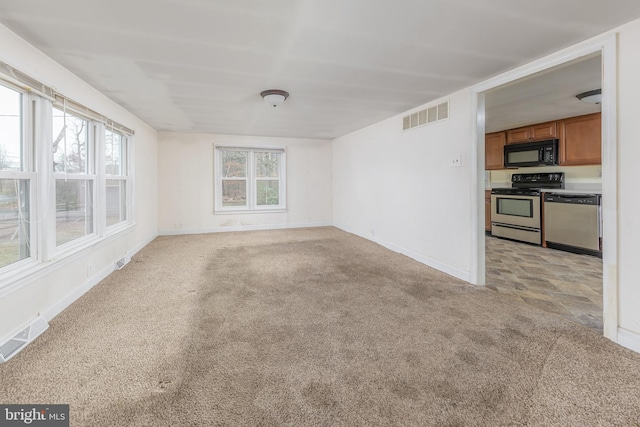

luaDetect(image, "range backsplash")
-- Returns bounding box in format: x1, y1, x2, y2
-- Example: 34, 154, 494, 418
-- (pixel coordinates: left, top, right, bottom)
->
487, 165, 601, 189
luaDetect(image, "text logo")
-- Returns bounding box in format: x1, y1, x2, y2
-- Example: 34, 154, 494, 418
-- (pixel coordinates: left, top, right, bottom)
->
0, 405, 69, 427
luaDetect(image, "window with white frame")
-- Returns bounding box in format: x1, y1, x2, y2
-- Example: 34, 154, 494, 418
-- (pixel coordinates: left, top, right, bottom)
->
52, 106, 95, 247
214, 146, 286, 212
0, 83, 33, 269
105, 128, 128, 227
0, 63, 136, 281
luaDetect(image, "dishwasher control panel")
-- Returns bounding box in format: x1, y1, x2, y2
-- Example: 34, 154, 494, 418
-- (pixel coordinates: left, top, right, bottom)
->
544, 194, 600, 205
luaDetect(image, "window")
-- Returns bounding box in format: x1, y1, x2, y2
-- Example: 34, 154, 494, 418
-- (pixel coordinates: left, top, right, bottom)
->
214, 146, 286, 212
0, 83, 33, 269
52, 107, 95, 246
105, 128, 128, 227
0, 64, 136, 281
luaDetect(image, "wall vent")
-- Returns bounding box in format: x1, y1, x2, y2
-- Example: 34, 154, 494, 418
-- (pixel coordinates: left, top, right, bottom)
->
115, 255, 131, 270
0, 316, 49, 363
402, 100, 449, 131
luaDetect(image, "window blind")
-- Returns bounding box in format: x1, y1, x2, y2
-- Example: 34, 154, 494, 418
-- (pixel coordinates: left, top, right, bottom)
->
0, 59, 134, 135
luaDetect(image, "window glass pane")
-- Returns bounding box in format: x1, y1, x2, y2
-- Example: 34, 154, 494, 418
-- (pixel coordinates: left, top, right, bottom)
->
221, 151, 247, 178
255, 152, 279, 178
56, 180, 93, 246
106, 179, 126, 227
222, 180, 246, 207
0, 85, 22, 171
0, 179, 30, 267
52, 108, 89, 173
105, 130, 123, 175
256, 180, 279, 206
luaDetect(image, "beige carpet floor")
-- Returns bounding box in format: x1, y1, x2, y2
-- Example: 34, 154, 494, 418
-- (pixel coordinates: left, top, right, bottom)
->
1, 227, 639, 426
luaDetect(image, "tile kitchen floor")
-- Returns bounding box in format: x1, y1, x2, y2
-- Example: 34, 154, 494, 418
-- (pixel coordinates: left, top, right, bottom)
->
485, 235, 603, 332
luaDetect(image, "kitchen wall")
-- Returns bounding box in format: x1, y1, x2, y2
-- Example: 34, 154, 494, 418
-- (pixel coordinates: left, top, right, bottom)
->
158, 132, 332, 234
0, 24, 159, 340
333, 17, 640, 350
488, 165, 602, 189
333, 90, 473, 281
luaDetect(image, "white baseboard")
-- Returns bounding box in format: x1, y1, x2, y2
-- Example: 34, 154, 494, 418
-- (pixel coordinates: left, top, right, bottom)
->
42, 262, 115, 322
127, 232, 158, 259
42, 231, 158, 323
158, 222, 333, 236
334, 223, 471, 282
617, 328, 640, 353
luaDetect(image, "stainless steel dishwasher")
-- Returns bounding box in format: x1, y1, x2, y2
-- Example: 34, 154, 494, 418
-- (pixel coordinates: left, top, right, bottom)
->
543, 193, 601, 256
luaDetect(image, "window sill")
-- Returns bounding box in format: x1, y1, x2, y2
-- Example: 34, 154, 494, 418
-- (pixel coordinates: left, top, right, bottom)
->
214, 208, 287, 215
52, 221, 133, 260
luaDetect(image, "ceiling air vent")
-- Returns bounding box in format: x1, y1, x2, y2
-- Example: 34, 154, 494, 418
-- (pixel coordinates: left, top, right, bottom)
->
402, 100, 449, 131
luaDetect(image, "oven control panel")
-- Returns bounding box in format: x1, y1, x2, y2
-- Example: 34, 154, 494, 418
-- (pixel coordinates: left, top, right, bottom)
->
511, 172, 564, 189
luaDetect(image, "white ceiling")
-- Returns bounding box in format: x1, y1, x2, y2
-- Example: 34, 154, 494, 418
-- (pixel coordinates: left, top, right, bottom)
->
0, 0, 638, 139
485, 54, 602, 133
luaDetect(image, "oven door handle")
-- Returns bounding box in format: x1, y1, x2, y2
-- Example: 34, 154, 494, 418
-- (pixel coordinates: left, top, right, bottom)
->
491, 222, 541, 232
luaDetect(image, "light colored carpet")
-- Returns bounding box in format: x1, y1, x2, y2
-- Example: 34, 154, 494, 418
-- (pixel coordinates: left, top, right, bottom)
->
1, 227, 639, 426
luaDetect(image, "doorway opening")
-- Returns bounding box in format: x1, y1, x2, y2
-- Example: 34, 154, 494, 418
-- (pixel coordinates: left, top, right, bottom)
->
472, 35, 618, 341
485, 55, 603, 332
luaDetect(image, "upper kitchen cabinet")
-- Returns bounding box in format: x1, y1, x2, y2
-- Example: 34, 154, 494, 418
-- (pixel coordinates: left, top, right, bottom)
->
506, 121, 557, 144
559, 112, 601, 166
485, 131, 506, 170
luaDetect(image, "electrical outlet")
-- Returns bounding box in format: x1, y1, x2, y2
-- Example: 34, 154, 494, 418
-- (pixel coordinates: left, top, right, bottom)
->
87, 263, 93, 277
174, 223, 183, 229
451, 155, 461, 167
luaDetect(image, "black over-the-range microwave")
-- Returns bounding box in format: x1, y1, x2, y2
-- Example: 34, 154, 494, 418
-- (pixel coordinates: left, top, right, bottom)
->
503, 139, 558, 168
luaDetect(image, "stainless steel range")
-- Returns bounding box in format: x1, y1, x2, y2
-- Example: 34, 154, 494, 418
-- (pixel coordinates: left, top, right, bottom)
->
490, 173, 564, 245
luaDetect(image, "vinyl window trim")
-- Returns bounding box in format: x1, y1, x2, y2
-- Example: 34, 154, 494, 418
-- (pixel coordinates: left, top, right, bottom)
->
213, 145, 287, 214
0, 76, 135, 287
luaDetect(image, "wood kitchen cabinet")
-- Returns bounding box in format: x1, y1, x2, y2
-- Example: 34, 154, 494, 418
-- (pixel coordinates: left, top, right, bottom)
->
485, 190, 492, 232
506, 121, 557, 144
485, 131, 506, 170
559, 112, 601, 166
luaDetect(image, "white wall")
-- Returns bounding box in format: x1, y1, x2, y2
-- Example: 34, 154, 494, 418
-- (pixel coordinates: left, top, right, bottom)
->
616, 19, 640, 338
0, 24, 159, 340
158, 132, 332, 234
333, 90, 473, 281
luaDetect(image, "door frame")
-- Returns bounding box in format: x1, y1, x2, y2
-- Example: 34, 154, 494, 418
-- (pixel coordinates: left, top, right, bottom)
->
469, 33, 618, 342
